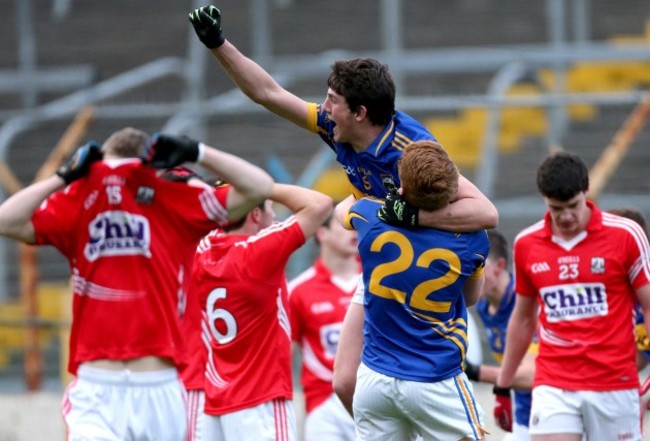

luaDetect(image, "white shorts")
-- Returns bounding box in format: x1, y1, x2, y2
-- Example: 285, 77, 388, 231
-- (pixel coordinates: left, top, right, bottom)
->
353, 363, 487, 441
501, 423, 530, 441
63, 365, 187, 441
187, 389, 206, 441
202, 398, 296, 441
304, 393, 355, 441
529, 385, 641, 440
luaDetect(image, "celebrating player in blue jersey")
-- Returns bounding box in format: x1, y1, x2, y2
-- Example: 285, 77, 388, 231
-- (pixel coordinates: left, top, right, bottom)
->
188, 5, 497, 230
340, 140, 489, 440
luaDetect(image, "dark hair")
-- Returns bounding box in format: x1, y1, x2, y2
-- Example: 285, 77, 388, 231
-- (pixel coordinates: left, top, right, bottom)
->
486, 229, 509, 265
327, 58, 395, 127
536, 151, 589, 201
398, 140, 458, 210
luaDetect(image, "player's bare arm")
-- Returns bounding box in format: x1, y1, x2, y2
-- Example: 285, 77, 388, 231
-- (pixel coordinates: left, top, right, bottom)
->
190, 5, 310, 130
419, 174, 498, 231
198, 145, 274, 221
0, 176, 61, 243
471, 351, 536, 390
270, 183, 332, 238
0, 142, 102, 243
142, 133, 274, 223
462, 275, 484, 307
496, 295, 537, 389
333, 301, 364, 416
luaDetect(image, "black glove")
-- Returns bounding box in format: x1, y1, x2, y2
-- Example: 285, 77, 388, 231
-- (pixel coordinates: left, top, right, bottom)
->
189, 5, 225, 49
377, 189, 419, 228
464, 362, 481, 381
141, 133, 200, 169
56, 141, 102, 184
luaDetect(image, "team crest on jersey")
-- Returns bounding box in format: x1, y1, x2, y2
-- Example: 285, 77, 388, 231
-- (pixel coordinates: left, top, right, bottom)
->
590, 257, 605, 274
381, 174, 397, 193
135, 186, 155, 204
540, 282, 608, 322
84, 210, 151, 261
320, 322, 343, 359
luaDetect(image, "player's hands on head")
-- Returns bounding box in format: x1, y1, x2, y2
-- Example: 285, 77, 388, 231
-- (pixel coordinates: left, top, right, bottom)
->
56, 141, 103, 185
493, 386, 513, 432
189, 5, 225, 49
377, 188, 419, 228
141, 133, 201, 169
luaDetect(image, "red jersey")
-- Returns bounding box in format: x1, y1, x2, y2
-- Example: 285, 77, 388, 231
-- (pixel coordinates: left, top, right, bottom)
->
31, 159, 230, 375
288, 259, 359, 414
179, 242, 209, 390
191, 218, 306, 416
514, 201, 650, 391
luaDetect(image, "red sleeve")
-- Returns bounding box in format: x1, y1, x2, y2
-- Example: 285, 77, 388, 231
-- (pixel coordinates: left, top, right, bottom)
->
243, 216, 306, 281
288, 285, 305, 343
513, 236, 536, 298
31, 185, 81, 257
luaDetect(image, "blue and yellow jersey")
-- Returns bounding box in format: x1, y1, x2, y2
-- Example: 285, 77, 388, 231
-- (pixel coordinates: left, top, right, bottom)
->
307, 103, 435, 199
345, 198, 489, 382
476, 276, 533, 427
636, 303, 650, 362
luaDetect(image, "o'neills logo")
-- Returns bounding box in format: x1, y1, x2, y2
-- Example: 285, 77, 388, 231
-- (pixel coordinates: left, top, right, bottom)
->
541, 283, 607, 322
84, 211, 151, 261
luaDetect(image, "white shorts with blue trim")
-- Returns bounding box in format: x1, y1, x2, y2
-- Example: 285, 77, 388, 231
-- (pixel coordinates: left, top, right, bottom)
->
353, 362, 487, 440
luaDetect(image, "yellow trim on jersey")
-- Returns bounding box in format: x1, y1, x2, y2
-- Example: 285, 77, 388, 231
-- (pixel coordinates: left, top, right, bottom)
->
392, 131, 414, 151
413, 312, 468, 359
469, 264, 485, 281
344, 212, 367, 230
306, 102, 319, 133
374, 121, 395, 155
350, 184, 365, 200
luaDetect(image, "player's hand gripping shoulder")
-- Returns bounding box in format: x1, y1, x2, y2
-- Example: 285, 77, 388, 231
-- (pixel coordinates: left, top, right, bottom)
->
56, 141, 103, 184
141, 133, 203, 169
377, 189, 419, 228
189, 5, 225, 49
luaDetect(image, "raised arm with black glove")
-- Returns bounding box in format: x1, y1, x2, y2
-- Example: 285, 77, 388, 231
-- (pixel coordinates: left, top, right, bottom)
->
189, 5, 225, 49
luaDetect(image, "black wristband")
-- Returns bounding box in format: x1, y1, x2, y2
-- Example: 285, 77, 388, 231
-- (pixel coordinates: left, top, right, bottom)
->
493, 385, 511, 397
465, 363, 481, 381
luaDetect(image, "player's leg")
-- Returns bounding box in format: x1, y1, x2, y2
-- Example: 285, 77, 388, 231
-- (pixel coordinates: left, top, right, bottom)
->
62, 368, 125, 441
580, 389, 641, 441
400, 373, 487, 440
353, 363, 416, 440
125, 368, 188, 441
220, 398, 297, 441
304, 393, 355, 441
202, 414, 227, 441
528, 385, 583, 441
